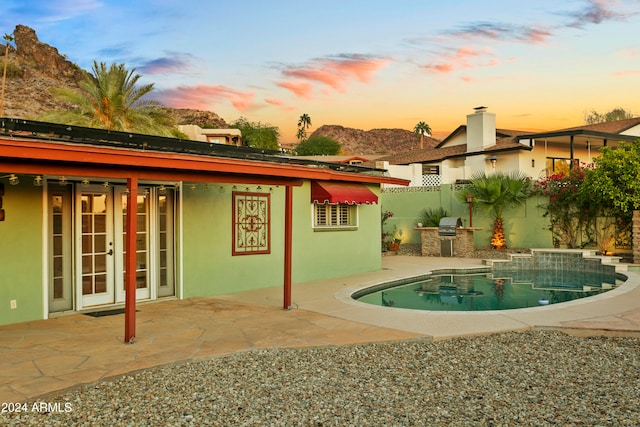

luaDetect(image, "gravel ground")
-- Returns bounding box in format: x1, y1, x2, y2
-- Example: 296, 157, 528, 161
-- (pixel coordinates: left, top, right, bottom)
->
3, 330, 639, 426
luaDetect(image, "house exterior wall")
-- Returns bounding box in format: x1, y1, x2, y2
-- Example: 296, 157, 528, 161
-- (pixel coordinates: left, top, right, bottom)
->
0, 180, 44, 325
182, 181, 382, 298
292, 182, 382, 283
0, 179, 384, 326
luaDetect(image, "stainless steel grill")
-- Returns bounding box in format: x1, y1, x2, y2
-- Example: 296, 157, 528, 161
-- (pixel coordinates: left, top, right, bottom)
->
438, 217, 462, 236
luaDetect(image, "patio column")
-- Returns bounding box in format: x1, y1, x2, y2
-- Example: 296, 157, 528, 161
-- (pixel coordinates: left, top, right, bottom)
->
634, 210, 640, 265
124, 176, 138, 343
570, 135, 574, 160
283, 184, 293, 309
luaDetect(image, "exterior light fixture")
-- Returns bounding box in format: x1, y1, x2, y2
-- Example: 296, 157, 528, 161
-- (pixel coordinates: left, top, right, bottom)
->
487, 156, 497, 168
189, 184, 197, 190
158, 185, 166, 195
9, 174, 19, 185
81, 178, 90, 186
59, 176, 68, 186
33, 176, 44, 186
102, 181, 110, 189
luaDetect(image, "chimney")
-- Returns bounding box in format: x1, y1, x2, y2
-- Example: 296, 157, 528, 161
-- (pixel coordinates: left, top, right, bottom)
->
466, 106, 496, 151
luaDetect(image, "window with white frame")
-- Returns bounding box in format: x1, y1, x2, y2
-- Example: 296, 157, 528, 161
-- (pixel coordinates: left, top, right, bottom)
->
313, 203, 357, 229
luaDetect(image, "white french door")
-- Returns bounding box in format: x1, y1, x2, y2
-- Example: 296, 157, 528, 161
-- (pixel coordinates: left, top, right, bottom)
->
52, 183, 175, 312
114, 187, 150, 303
76, 186, 115, 308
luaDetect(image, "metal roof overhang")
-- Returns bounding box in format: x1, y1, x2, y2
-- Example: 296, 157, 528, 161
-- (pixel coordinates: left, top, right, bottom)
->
515, 130, 638, 148
0, 137, 409, 187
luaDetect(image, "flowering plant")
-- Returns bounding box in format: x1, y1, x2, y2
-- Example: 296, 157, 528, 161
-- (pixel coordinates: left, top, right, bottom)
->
381, 210, 394, 245
533, 164, 592, 248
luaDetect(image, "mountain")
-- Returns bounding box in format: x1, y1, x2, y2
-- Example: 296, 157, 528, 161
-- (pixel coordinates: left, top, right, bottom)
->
310, 125, 439, 155
1, 25, 435, 154
0, 25, 227, 128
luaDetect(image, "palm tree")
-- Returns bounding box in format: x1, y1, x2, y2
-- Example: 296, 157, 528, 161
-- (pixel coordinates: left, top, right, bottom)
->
297, 113, 312, 142
0, 33, 14, 117
459, 171, 532, 249
414, 121, 432, 150
40, 61, 178, 137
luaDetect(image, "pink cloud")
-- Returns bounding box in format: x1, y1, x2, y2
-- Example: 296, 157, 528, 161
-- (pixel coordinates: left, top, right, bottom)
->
613, 70, 640, 76
420, 46, 498, 74
265, 98, 296, 111
279, 54, 390, 97
276, 80, 314, 99
154, 85, 255, 111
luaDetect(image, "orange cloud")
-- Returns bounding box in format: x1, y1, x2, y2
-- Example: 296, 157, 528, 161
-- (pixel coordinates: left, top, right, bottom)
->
276, 80, 314, 99
279, 54, 390, 97
154, 85, 255, 111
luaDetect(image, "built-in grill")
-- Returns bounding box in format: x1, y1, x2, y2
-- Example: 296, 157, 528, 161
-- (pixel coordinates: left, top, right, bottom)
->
438, 217, 462, 257
438, 217, 462, 236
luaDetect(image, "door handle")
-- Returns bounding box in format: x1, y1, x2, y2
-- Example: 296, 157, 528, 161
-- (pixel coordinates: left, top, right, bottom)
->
107, 249, 114, 256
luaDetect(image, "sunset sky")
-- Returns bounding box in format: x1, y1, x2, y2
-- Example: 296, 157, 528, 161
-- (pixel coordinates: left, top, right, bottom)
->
3, 0, 640, 142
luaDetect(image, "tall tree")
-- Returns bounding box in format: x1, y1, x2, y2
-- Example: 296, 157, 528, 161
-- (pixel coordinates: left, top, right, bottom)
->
414, 121, 432, 149
39, 61, 179, 137
584, 107, 635, 125
0, 33, 14, 117
459, 172, 532, 249
231, 117, 280, 150
297, 113, 312, 142
295, 135, 341, 155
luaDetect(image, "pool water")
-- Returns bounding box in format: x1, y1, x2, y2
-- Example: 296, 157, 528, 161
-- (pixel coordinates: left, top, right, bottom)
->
355, 271, 623, 311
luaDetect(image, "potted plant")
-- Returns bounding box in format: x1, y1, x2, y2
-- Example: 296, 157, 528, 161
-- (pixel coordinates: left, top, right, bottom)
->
386, 226, 402, 251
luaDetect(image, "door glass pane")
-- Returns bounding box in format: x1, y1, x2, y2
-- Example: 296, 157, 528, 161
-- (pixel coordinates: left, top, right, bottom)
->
82, 276, 93, 295
53, 257, 63, 277
53, 278, 63, 299
95, 254, 107, 273
53, 235, 63, 255
95, 274, 107, 293
82, 255, 92, 274
94, 214, 106, 233
53, 214, 62, 234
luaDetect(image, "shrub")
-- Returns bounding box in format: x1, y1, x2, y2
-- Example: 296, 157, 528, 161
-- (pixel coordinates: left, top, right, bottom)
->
417, 207, 448, 227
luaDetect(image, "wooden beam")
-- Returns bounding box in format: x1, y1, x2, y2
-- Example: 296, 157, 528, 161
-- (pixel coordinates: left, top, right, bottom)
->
283, 185, 293, 309
124, 176, 138, 344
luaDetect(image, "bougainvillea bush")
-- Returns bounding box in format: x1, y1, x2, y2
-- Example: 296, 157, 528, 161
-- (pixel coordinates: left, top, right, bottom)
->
533, 164, 592, 248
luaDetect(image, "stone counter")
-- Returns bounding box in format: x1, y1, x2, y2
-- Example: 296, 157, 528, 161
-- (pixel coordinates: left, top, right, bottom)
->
415, 227, 482, 258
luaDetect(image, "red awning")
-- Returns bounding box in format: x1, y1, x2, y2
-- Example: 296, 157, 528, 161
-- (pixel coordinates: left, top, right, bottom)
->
310, 181, 378, 205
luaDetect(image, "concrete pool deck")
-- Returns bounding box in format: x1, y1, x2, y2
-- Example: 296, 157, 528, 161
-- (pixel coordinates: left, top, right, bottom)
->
2, 255, 639, 402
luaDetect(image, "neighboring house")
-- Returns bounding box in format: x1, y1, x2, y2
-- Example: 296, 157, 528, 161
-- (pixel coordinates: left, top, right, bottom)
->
296, 155, 384, 165
178, 124, 243, 146
379, 106, 640, 186
0, 119, 407, 336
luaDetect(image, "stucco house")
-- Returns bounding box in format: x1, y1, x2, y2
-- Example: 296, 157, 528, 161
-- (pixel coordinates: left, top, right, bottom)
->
379, 106, 640, 186
0, 118, 407, 340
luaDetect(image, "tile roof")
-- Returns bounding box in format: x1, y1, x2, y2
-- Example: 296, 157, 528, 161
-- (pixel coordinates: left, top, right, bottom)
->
552, 117, 640, 134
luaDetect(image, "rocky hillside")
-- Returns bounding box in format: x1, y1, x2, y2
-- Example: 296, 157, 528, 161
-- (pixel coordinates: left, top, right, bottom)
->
1, 25, 431, 154
311, 125, 439, 155
0, 25, 227, 128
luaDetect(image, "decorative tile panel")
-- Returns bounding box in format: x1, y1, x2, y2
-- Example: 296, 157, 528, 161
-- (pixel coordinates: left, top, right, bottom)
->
232, 192, 270, 255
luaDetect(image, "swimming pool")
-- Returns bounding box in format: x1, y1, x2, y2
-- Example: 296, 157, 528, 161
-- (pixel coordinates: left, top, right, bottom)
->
354, 268, 626, 311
